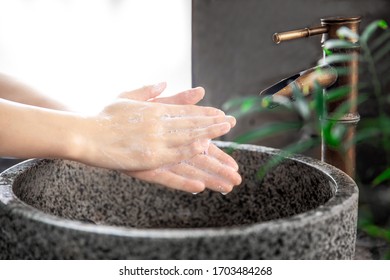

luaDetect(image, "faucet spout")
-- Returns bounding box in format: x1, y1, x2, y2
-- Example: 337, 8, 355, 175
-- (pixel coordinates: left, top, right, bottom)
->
260, 64, 337, 106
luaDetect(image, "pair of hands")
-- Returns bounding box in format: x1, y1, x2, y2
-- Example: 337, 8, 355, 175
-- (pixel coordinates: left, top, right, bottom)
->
80, 82, 242, 194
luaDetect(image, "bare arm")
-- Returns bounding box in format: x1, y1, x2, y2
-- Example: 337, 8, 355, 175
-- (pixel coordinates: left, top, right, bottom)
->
0, 73, 68, 111
0, 98, 82, 159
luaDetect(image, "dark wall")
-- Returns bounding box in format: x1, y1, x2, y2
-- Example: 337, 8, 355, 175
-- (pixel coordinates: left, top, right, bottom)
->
192, 0, 390, 150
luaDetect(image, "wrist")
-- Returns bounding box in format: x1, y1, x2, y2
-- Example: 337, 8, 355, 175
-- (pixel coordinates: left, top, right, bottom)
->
0, 99, 89, 161
59, 113, 91, 163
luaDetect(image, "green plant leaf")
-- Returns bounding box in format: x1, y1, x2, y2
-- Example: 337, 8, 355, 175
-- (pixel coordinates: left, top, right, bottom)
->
373, 40, 390, 62
336, 26, 359, 41
324, 85, 350, 103
361, 20, 387, 43
320, 54, 358, 65
263, 95, 295, 110
377, 58, 390, 77
344, 128, 379, 151
359, 221, 390, 258
222, 98, 242, 111
241, 98, 254, 112
359, 117, 390, 134
291, 84, 311, 120
233, 122, 302, 144
326, 101, 353, 120
323, 39, 358, 50
256, 138, 320, 179
378, 19, 389, 30
322, 121, 345, 148
321, 94, 367, 149
370, 30, 390, 51
222, 96, 261, 111
311, 82, 325, 120
347, 127, 381, 147
366, 226, 390, 246
361, 223, 390, 242
261, 96, 274, 108
222, 96, 273, 118
373, 167, 390, 186
323, 48, 333, 56
331, 66, 353, 77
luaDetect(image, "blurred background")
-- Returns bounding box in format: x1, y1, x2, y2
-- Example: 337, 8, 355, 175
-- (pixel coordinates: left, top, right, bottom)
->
193, 0, 389, 145
0, 0, 192, 113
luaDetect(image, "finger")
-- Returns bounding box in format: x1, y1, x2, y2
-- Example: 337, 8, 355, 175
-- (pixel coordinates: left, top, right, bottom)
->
162, 139, 210, 164
166, 122, 231, 146
126, 169, 206, 193
118, 82, 167, 101
208, 143, 239, 171
170, 162, 234, 193
163, 115, 233, 130
166, 104, 225, 117
152, 87, 205, 105
189, 154, 242, 186
226, 115, 237, 128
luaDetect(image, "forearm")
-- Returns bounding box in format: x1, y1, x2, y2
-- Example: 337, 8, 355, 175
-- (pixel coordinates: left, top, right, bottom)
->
0, 98, 82, 159
0, 73, 68, 111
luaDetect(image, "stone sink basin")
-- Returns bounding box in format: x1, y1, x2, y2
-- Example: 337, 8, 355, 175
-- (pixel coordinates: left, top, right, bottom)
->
0, 141, 358, 259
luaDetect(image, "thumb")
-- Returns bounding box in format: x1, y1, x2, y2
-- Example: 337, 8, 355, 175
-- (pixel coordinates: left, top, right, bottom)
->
118, 82, 167, 101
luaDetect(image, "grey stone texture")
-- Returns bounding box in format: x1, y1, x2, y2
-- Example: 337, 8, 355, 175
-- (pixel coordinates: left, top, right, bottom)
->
0, 142, 358, 259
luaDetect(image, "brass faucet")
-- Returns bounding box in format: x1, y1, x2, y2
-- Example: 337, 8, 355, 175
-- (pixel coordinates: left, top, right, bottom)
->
260, 16, 361, 178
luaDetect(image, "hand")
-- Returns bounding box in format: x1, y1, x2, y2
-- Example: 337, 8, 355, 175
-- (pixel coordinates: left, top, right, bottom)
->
122, 83, 242, 193
75, 83, 234, 172
128, 144, 242, 193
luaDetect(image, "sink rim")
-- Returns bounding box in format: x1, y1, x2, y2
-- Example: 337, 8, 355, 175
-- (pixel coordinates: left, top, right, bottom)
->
0, 141, 358, 239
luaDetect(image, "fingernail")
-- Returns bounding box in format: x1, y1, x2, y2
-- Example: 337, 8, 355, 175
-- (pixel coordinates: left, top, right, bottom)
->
218, 184, 233, 194
187, 87, 204, 99
151, 82, 167, 94
226, 115, 237, 128
184, 89, 197, 101
235, 174, 242, 185
218, 109, 226, 115
209, 108, 225, 116
192, 87, 205, 96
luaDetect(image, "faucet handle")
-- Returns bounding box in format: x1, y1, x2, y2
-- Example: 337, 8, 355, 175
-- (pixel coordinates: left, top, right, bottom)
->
273, 26, 329, 44
273, 17, 361, 44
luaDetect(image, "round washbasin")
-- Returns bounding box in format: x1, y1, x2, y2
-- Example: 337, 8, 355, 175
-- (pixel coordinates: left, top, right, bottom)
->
0, 141, 358, 259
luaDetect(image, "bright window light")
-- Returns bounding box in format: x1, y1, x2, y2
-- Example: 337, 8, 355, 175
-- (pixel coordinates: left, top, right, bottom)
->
0, 0, 191, 113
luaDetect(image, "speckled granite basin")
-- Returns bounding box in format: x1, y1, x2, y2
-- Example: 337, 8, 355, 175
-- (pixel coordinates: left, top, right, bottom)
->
0, 141, 358, 259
